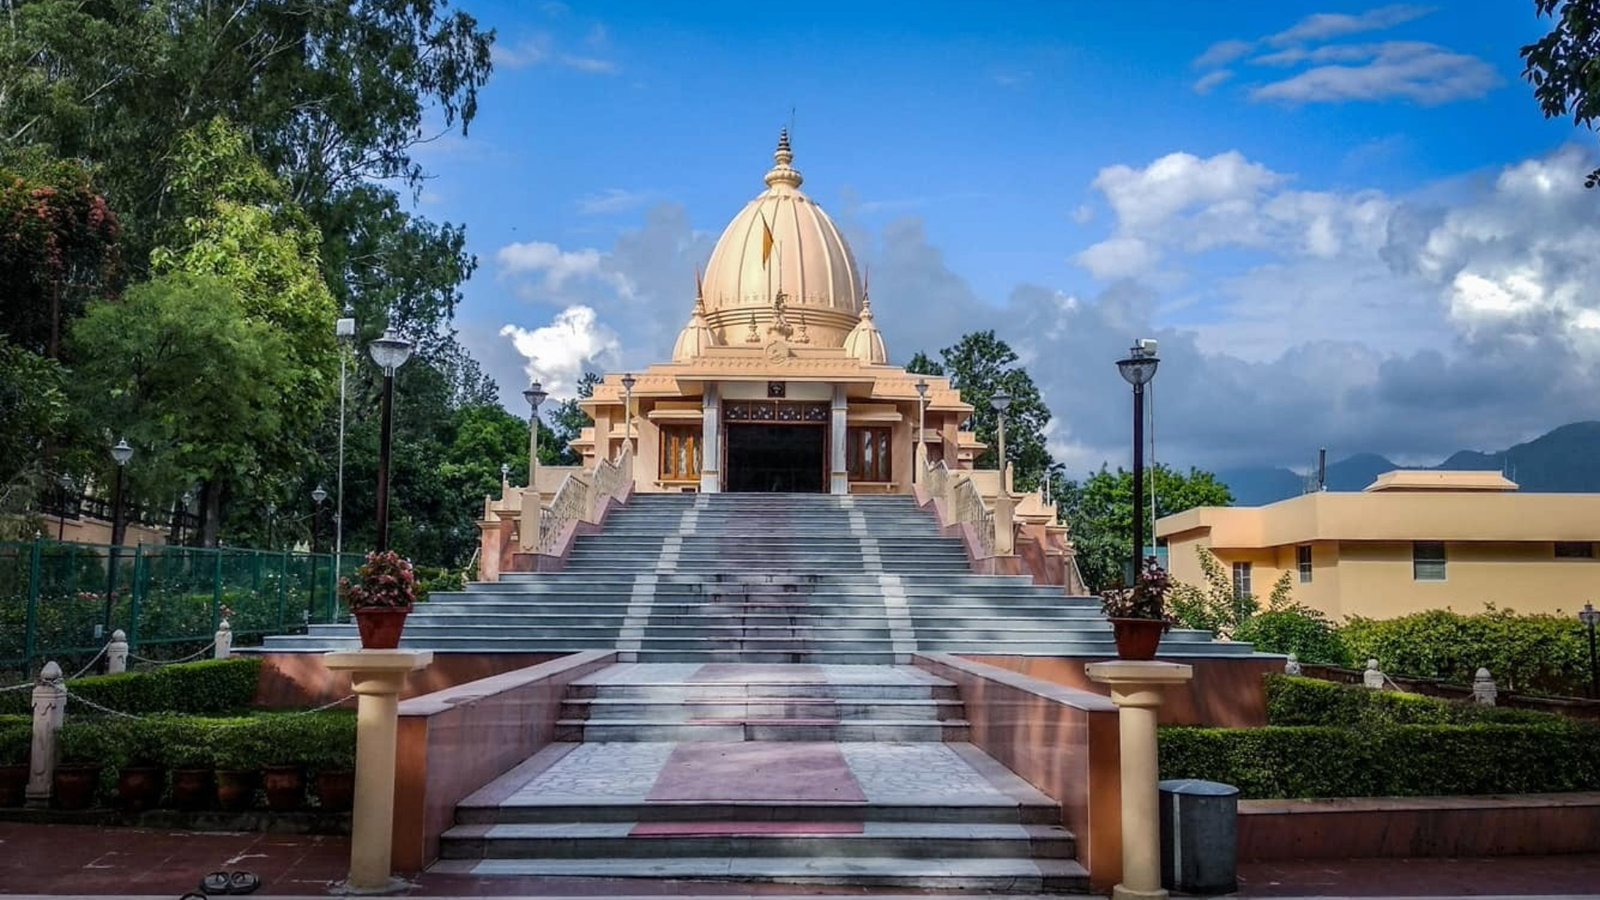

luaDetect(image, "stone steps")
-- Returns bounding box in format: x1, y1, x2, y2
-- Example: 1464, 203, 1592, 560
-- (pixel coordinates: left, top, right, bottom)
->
554, 719, 970, 742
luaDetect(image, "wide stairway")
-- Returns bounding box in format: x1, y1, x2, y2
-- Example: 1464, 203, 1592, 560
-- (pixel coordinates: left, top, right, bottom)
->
429, 661, 1090, 890
262, 493, 1251, 660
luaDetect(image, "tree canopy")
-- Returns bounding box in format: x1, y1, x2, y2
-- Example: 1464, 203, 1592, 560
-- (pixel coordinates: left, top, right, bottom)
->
1058, 464, 1235, 591
1524, 0, 1600, 186
906, 331, 1052, 491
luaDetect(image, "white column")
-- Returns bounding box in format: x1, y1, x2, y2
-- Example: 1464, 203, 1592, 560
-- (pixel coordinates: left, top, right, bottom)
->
700, 384, 721, 493
830, 384, 849, 495
26, 662, 65, 807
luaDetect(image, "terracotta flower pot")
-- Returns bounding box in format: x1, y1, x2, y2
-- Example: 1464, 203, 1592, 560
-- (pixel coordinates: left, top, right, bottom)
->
52, 764, 102, 810
1110, 618, 1166, 660
315, 770, 355, 812
353, 607, 410, 649
262, 765, 305, 811
117, 766, 164, 812
0, 763, 28, 807
215, 769, 258, 811
170, 769, 215, 811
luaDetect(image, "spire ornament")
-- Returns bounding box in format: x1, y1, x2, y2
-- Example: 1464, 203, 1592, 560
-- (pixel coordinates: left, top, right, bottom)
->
763, 128, 804, 190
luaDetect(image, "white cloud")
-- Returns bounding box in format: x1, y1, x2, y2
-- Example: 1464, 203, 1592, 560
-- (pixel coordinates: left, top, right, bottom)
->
1251, 42, 1498, 105
1091, 151, 1283, 235
1266, 4, 1433, 45
494, 32, 617, 74
577, 188, 657, 215
500, 306, 621, 400
1195, 39, 1255, 69
1192, 70, 1234, 95
1075, 237, 1158, 280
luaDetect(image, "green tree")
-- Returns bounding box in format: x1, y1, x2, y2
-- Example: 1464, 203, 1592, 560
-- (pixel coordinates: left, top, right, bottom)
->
909, 331, 1051, 490
0, 341, 69, 537
1524, 0, 1600, 187
1061, 463, 1235, 590
548, 372, 601, 466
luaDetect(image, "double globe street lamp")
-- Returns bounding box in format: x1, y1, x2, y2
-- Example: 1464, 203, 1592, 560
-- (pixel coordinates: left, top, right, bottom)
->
1116, 341, 1160, 582
990, 388, 1012, 490
369, 328, 414, 551
524, 379, 548, 491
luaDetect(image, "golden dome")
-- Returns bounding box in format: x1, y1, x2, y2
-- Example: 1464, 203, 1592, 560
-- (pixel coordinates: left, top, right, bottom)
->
842, 293, 888, 365
699, 131, 863, 347
672, 276, 720, 362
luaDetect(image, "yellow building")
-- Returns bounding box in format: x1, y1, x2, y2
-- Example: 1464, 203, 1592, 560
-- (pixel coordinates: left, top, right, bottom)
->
570, 131, 987, 495
1156, 470, 1600, 620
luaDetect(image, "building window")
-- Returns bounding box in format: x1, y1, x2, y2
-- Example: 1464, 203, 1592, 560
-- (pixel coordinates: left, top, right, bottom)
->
1413, 541, 1447, 581
846, 427, 892, 482
1555, 541, 1595, 559
1232, 562, 1252, 600
1297, 545, 1313, 583
659, 426, 701, 481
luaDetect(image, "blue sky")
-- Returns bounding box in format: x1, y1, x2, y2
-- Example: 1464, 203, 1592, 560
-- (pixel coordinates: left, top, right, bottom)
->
413, 1, 1598, 476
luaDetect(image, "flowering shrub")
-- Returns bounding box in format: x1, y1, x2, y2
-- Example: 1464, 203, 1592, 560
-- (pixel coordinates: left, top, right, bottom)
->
1099, 556, 1174, 626
338, 551, 417, 610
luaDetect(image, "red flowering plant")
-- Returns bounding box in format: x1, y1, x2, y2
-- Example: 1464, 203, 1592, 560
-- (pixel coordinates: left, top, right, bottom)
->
339, 551, 419, 611
1099, 556, 1175, 629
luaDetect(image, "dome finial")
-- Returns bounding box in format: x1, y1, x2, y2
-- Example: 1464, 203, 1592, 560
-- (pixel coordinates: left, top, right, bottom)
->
764, 127, 803, 190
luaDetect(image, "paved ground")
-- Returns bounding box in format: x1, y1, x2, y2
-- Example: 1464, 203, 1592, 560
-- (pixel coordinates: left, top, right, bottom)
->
2, 823, 1599, 897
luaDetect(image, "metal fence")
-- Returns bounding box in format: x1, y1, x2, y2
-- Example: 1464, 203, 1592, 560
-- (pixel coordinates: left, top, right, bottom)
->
0, 541, 365, 675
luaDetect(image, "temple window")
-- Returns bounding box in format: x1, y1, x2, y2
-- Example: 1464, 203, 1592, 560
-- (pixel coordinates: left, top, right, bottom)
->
660, 426, 702, 482
846, 427, 892, 483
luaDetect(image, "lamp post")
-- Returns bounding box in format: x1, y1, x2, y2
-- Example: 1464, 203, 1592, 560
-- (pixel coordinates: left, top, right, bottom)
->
523, 378, 548, 490
990, 388, 1011, 490
914, 379, 929, 484
335, 316, 355, 574
1116, 342, 1160, 583
106, 437, 134, 632
620, 372, 637, 458
369, 328, 414, 552
266, 502, 277, 550
56, 473, 74, 542
312, 484, 328, 554
1581, 603, 1600, 699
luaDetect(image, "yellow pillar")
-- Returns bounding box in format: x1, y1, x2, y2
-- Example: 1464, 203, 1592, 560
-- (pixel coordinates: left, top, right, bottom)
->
518, 487, 539, 552
323, 650, 433, 895
1086, 660, 1194, 900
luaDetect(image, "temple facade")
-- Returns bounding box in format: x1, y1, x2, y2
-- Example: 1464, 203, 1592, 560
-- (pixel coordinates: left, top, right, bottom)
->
572, 132, 986, 494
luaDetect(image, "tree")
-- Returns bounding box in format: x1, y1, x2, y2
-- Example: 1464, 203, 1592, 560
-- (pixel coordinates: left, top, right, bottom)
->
0, 341, 68, 538
910, 331, 1052, 490
1523, 0, 1600, 187
548, 372, 601, 466
1060, 463, 1235, 591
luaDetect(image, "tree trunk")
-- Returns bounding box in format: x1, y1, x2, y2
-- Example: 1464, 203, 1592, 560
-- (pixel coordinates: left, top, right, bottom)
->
199, 480, 224, 548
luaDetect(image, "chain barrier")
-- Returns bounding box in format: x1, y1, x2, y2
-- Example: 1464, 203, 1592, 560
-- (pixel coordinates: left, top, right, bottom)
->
0, 680, 34, 694
280, 693, 357, 716
62, 687, 147, 720
65, 644, 109, 681
127, 641, 216, 666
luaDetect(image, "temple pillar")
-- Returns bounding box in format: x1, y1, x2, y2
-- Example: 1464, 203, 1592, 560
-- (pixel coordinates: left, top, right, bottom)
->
700, 384, 721, 493
830, 384, 848, 495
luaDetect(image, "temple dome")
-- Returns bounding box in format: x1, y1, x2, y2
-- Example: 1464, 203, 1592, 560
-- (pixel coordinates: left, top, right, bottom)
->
699, 131, 863, 347
842, 294, 888, 365
672, 280, 720, 362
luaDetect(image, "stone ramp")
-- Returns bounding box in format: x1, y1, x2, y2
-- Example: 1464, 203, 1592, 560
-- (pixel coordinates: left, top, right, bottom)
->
434, 662, 1089, 892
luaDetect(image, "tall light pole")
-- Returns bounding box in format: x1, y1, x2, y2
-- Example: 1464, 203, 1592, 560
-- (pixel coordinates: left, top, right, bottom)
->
56, 473, 74, 542
1116, 342, 1160, 583
266, 502, 277, 550
311, 484, 328, 553
990, 389, 1011, 491
914, 379, 929, 484
106, 437, 134, 632
1581, 603, 1600, 699
523, 378, 548, 490
369, 328, 414, 552
335, 316, 355, 569
620, 372, 637, 458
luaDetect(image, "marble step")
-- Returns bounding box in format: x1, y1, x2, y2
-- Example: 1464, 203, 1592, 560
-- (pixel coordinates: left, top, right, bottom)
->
561, 697, 965, 722
567, 681, 958, 701
553, 718, 970, 742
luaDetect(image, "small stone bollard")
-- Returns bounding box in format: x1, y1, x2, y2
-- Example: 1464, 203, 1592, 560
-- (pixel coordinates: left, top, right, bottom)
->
1362, 658, 1385, 690
214, 620, 232, 659
26, 662, 66, 807
1473, 667, 1498, 706
106, 629, 129, 674
1284, 652, 1302, 676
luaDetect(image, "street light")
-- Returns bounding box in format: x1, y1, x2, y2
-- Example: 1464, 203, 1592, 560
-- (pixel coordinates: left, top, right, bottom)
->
106, 437, 134, 635
523, 378, 548, 490
369, 328, 414, 551
1581, 603, 1600, 699
311, 483, 328, 553
335, 316, 355, 575
990, 388, 1011, 491
620, 372, 638, 457
265, 502, 277, 550
914, 379, 929, 485
1116, 341, 1160, 582
56, 473, 74, 542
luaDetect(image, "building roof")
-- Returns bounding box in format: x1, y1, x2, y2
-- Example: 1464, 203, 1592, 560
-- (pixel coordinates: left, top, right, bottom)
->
1364, 469, 1518, 492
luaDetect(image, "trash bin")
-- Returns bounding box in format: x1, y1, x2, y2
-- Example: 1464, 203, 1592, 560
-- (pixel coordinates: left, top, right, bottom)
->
1159, 778, 1238, 895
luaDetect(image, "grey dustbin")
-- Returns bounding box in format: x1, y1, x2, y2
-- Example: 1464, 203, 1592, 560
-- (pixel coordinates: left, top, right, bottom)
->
1158, 778, 1238, 895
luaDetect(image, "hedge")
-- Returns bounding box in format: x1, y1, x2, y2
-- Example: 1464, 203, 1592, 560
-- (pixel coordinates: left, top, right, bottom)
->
1159, 721, 1600, 799
0, 658, 261, 716
1264, 675, 1558, 728
1341, 608, 1591, 696
0, 717, 29, 765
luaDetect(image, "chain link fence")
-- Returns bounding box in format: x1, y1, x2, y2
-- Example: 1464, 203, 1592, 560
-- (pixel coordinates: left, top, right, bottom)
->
0, 541, 365, 676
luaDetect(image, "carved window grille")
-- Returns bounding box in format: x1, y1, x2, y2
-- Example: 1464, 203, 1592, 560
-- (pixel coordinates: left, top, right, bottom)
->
660, 426, 702, 481
724, 401, 829, 424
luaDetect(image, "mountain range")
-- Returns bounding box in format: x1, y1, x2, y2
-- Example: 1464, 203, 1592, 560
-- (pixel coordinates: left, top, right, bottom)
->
1217, 422, 1600, 506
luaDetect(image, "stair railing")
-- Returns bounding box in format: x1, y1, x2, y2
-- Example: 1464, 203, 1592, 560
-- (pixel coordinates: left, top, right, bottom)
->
535, 446, 633, 557
922, 459, 998, 559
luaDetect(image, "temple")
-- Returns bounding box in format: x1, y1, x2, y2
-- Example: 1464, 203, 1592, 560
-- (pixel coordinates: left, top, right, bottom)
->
573, 131, 985, 494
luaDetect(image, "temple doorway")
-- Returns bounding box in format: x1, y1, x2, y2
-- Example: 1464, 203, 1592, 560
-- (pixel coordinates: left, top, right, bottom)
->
725, 424, 826, 493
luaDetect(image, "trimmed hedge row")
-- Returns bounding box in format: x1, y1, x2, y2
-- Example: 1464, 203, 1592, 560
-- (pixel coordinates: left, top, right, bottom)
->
0, 658, 261, 716
1159, 722, 1600, 799
0, 716, 28, 765
57, 711, 355, 773
1265, 675, 1557, 728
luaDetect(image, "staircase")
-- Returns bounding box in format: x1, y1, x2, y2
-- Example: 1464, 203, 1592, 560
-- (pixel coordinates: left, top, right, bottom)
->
430, 662, 1090, 891
260, 493, 1253, 660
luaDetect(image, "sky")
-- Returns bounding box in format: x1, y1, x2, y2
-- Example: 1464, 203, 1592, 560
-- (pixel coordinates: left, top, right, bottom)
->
411, 0, 1598, 478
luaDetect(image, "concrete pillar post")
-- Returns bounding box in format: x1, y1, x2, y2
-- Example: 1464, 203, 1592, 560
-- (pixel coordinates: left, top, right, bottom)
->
1086, 660, 1195, 900
106, 630, 129, 674
518, 487, 539, 553
322, 650, 433, 894
26, 662, 65, 807
994, 492, 1016, 556
700, 384, 721, 493
214, 620, 232, 659
830, 384, 848, 495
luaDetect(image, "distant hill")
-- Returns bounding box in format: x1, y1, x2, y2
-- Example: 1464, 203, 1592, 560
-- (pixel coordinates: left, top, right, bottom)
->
1218, 422, 1600, 505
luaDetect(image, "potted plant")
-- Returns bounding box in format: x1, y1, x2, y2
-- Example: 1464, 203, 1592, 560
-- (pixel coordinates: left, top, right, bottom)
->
164, 741, 216, 811
306, 716, 357, 813
339, 550, 418, 649
0, 722, 29, 807
53, 722, 108, 810
1100, 556, 1175, 660
213, 723, 259, 812
114, 722, 165, 813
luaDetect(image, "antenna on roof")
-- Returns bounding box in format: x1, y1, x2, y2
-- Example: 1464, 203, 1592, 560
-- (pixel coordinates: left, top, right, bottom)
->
1318, 447, 1327, 492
